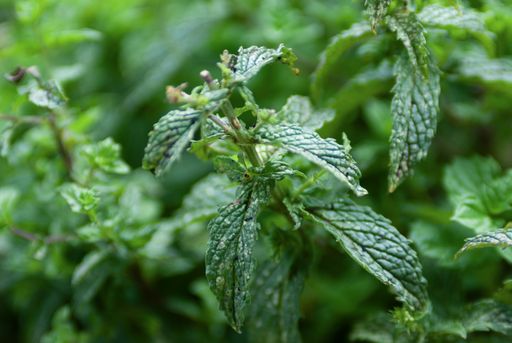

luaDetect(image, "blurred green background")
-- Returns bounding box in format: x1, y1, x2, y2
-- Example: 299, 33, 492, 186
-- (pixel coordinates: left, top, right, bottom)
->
1, 0, 512, 342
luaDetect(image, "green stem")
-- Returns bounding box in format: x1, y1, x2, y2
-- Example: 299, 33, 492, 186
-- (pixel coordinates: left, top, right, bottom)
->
292, 170, 326, 200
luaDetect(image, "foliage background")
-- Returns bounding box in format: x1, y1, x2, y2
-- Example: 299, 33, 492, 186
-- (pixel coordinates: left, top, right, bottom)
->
0, 0, 511, 342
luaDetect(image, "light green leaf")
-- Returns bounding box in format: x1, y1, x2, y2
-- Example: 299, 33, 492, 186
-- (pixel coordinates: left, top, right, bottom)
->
143, 109, 201, 175
312, 21, 372, 98
276, 95, 334, 130
81, 138, 130, 174
205, 179, 271, 332
255, 124, 367, 196
248, 253, 305, 343
457, 229, 512, 256
25, 79, 66, 110
463, 300, 512, 336
305, 199, 428, 311
443, 156, 512, 233
388, 54, 440, 192
458, 52, 512, 86
364, 0, 391, 29
60, 184, 99, 214
0, 187, 19, 225
418, 4, 488, 34
231, 45, 297, 83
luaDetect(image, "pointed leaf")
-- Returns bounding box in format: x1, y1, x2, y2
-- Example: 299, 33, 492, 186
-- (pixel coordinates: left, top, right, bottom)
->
457, 229, 512, 256
255, 124, 367, 196
143, 108, 201, 175
388, 54, 440, 191
305, 199, 428, 311
248, 254, 305, 343
231, 45, 297, 83
364, 0, 391, 29
387, 13, 429, 72
205, 179, 271, 332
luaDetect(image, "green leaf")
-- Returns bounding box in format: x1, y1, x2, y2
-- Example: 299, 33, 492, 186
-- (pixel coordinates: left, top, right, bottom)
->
81, 138, 130, 174
364, 0, 391, 29
312, 21, 372, 99
457, 229, 512, 256
463, 300, 512, 336
0, 187, 19, 225
457, 52, 512, 86
230, 45, 297, 83
275, 95, 334, 130
418, 4, 488, 34
255, 124, 367, 196
387, 13, 429, 72
205, 179, 271, 332
24, 79, 67, 110
60, 184, 99, 214
72, 250, 114, 305
143, 108, 201, 175
143, 89, 228, 175
388, 54, 440, 191
305, 199, 428, 311
248, 253, 305, 343
443, 156, 512, 233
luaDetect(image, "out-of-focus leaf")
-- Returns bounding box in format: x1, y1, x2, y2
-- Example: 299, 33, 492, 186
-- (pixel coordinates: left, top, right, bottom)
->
275, 95, 334, 130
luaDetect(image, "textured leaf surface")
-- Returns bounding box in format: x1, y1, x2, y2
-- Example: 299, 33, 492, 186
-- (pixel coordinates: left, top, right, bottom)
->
312, 21, 372, 98
306, 199, 428, 311
388, 54, 440, 191
143, 109, 201, 175
248, 254, 305, 343
276, 95, 334, 130
457, 229, 512, 256
232, 45, 295, 83
418, 4, 487, 34
387, 13, 430, 71
255, 124, 367, 196
364, 0, 391, 29
205, 179, 270, 332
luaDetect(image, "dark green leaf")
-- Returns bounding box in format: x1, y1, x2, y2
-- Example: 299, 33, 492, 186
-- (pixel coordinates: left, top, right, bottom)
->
205, 179, 271, 332
306, 199, 429, 311
255, 124, 367, 196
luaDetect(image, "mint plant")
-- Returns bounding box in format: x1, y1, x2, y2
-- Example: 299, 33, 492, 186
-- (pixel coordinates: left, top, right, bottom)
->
142, 45, 428, 338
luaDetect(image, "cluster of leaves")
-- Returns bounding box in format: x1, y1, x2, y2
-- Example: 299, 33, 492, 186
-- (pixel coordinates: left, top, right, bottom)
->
2, 0, 512, 342
142, 44, 433, 338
